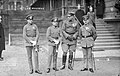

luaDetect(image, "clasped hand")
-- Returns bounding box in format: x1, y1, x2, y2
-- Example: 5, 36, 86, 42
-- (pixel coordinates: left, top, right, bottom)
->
53, 39, 59, 44
30, 41, 37, 46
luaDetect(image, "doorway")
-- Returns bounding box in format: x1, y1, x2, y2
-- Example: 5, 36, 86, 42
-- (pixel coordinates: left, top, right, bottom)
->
85, 0, 95, 14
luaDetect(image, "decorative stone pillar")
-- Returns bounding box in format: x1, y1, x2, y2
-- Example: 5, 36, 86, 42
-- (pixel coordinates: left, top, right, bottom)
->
50, 0, 52, 11
20, 1, 23, 10
83, 0, 86, 13
14, 0, 16, 10
62, 0, 64, 17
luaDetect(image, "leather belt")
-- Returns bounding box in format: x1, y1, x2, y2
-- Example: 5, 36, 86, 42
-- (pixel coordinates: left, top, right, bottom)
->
27, 35, 36, 37
82, 35, 92, 38
65, 31, 75, 34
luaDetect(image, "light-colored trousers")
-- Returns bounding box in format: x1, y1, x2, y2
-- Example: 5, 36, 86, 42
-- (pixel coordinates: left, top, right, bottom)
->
47, 45, 58, 68
26, 46, 39, 71
82, 47, 93, 68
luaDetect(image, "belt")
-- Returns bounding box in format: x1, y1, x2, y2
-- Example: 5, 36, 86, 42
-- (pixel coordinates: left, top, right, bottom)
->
82, 35, 92, 38
26, 34, 36, 37
27, 35, 36, 37
65, 31, 75, 34
48, 37, 59, 43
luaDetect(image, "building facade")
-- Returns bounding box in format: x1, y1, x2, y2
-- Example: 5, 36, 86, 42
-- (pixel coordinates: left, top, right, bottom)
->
0, 0, 120, 40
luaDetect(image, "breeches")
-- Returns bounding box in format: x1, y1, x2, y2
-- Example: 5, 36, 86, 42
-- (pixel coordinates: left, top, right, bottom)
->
62, 44, 76, 54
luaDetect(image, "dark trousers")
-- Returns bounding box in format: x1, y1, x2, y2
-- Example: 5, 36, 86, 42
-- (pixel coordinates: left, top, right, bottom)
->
0, 50, 3, 57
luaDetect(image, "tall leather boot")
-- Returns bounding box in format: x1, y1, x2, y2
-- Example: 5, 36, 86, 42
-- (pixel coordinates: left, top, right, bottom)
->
60, 54, 67, 70
68, 55, 73, 70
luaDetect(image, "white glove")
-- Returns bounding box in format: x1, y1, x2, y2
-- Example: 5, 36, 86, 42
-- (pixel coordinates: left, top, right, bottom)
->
54, 39, 59, 44
30, 41, 36, 46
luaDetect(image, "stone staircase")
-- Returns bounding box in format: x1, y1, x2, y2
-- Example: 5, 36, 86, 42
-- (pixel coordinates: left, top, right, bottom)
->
9, 10, 120, 52
76, 19, 120, 51
71, 19, 120, 59
9, 10, 54, 34
94, 19, 120, 51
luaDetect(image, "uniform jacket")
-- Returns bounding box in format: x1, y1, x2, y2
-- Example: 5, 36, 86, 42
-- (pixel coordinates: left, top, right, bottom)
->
0, 23, 5, 51
46, 25, 61, 46
79, 23, 97, 48
61, 17, 79, 45
23, 23, 39, 46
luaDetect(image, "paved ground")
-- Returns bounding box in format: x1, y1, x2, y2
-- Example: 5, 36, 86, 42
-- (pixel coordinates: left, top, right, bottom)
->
0, 36, 120, 76
0, 44, 120, 76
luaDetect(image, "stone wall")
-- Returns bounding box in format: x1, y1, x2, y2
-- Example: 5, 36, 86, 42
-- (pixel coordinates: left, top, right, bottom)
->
104, 0, 120, 19
104, 19, 120, 38
104, 0, 120, 38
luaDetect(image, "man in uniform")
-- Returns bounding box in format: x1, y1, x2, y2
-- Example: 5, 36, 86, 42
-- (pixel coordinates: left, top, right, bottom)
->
60, 12, 79, 70
79, 15, 97, 73
23, 15, 42, 74
46, 17, 61, 73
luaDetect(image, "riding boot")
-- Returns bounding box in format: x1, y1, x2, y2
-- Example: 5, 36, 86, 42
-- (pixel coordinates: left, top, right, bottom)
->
60, 55, 67, 70
68, 55, 73, 70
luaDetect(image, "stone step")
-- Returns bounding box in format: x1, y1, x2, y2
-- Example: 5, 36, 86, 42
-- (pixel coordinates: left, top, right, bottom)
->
97, 30, 118, 33
97, 35, 119, 39
77, 44, 120, 51
96, 27, 113, 30
72, 49, 120, 58
78, 42, 120, 47
96, 23, 106, 26
96, 28, 110, 31
95, 19, 106, 22
96, 38, 120, 42
96, 25, 113, 28
97, 33, 119, 36
96, 38, 119, 42
93, 45, 120, 50
96, 27, 117, 31
95, 41, 120, 45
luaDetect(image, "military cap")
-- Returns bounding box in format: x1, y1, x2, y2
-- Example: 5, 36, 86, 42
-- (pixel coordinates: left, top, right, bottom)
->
26, 15, 34, 20
82, 15, 89, 20
51, 17, 59, 22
